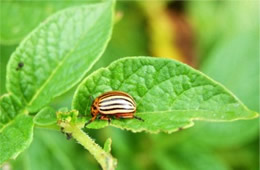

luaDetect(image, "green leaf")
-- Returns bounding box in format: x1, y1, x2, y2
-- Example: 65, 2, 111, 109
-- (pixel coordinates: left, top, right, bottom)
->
0, 45, 17, 95
0, 94, 34, 164
51, 2, 148, 110
202, 32, 259, 112
56, 110, 117, 169
0, 115, 34, 165
6, 0, 114, 113
103, 138, 112, 153
34, 106, 56, 126
186, 31, 259, 147
73, 57, 258, 133
0, 94, 23, 129
0, 1, 89, 45
90, 2, 148, 72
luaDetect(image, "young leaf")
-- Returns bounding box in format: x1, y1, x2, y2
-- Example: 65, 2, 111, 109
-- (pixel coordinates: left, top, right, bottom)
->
73, 57, 258, 133
6, 0, 114, 113
34, 106, 56, 126
0, 94, 34, 165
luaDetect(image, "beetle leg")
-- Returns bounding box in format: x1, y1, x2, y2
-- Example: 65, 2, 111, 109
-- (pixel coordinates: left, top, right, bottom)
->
134, 116, 144, 122
115, 113, 133, 119
60, 127, 65, 134
60, 127, 72, 140
97, 114, 103, 120
84, 116, 97, 127
99, 115, 111, 124
99, 115, 109, 120
115, 113, 144, 122
84, 120, 92, 127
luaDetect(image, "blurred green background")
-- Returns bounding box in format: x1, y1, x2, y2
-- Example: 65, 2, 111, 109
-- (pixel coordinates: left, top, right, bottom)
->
0, 1, 259, 170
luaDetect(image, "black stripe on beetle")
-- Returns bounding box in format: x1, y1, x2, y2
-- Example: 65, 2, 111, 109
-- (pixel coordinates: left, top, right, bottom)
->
84, 91, 144, 127
99, 103, 133, 107
100, 108, 134, 112
100, 97, 135, 106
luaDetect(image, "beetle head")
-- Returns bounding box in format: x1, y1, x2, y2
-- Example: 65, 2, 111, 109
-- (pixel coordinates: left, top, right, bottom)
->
91, 101, 99, 117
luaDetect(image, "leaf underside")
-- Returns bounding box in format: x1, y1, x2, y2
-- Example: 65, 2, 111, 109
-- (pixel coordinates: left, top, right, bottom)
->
73, 57, 258, 133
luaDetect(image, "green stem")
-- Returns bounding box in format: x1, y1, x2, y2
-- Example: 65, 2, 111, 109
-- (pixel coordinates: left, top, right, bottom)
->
56, 110, 117, 170
70, 125, 117, 170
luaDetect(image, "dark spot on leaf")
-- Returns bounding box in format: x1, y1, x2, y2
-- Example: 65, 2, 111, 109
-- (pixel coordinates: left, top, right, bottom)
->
178, 127, 183, 131
16, 62, 24, 71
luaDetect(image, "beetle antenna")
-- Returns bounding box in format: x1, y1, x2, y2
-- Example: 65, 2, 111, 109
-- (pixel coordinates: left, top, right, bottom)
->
89, 95, 94, 102
134, 116, 144, 122
84, 96, 94, 116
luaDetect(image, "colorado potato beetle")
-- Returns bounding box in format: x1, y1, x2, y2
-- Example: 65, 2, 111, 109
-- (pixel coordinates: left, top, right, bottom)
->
85, 91, 144, 126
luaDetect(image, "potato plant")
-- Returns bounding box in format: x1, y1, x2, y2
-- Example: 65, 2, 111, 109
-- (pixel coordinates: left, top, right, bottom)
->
0, 1, 259, 170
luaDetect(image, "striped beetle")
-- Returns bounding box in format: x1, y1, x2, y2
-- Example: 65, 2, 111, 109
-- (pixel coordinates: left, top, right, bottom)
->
85, 91, 144, 126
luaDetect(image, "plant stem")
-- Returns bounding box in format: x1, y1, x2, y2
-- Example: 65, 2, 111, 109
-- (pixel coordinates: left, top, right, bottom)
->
70, 125, 117, 170
56, 110, 117, 170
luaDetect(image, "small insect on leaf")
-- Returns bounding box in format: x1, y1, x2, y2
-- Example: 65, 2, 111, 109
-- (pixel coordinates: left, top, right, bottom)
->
66, 133, 72, 140
16, 62, 24, 71
85, 91, 144, 127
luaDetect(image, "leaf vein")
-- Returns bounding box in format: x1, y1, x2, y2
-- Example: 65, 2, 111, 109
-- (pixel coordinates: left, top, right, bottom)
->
28, 8, 106, 108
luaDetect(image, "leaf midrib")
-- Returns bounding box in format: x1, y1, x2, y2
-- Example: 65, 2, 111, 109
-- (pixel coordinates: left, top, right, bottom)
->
28, 5, 107, 107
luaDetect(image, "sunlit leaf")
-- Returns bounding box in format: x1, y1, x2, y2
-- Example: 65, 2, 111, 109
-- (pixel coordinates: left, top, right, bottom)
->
73, 57, 258, 133
0, 94, 34, 164
6, 0, 114, 113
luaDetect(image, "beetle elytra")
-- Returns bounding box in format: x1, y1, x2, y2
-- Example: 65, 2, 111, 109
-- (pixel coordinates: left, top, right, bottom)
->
85, 91, 144, 127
